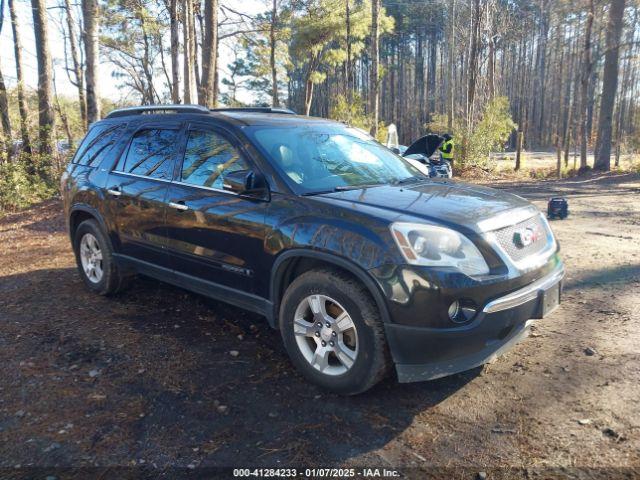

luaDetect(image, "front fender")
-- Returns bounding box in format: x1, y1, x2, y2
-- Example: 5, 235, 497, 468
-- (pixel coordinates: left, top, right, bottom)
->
266, 215, 397, 270
263, 196, 401, 328
268, 248, 392, 329
264, 194, 401, 270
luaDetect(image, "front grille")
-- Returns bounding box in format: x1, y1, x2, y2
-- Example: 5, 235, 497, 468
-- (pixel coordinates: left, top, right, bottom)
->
492, 214, 549, 263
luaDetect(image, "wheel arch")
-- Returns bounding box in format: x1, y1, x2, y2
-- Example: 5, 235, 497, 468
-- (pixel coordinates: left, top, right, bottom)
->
67, 204, 119, 260
269, 249, 391, 329
68, 204, 108, 238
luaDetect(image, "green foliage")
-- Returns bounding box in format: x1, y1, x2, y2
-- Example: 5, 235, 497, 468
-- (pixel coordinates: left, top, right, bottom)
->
290, 0, 394, 86
0, 157, 56, 213
329, 93, 369, 129
468, 97, 518, 164
427, 97, 517, 167
6, 86, 88, 145
329, 93, 387, 143
101, 0, 169, 103
219, 8, 292, 106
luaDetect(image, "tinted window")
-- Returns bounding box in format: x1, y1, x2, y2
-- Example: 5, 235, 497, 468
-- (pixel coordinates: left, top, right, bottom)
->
73, 124, 125, 166
121, 129, 179, 180
181, 130, 249, 189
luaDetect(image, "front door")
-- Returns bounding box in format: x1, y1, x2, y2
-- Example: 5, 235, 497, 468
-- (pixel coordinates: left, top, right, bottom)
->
164, 125, 268, 294
106, 125, 184, 268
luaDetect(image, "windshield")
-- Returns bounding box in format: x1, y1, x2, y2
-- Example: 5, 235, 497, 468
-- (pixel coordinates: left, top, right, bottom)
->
243, 124, 425, 194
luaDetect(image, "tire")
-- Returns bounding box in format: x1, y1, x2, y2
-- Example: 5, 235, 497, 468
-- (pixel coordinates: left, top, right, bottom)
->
73, 219, 132, 295
279, 268, 390, 395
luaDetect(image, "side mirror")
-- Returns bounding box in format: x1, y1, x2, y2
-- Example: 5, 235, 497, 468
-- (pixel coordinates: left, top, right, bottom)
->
223, 169, 269, 200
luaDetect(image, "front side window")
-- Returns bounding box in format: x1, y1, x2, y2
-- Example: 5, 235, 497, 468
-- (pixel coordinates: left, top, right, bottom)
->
121, 129, 179, 180
73, 123, 125, 167
243, 124, 424, 194
180, 130, 249, 189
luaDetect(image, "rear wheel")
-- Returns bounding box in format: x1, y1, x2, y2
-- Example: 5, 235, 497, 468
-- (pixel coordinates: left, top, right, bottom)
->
280, 268, 390, 395
73, 219, 132, 295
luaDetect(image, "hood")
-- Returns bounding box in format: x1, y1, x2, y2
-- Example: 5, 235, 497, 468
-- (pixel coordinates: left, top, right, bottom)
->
403, 134, 444, 158
313, 180, 535, 232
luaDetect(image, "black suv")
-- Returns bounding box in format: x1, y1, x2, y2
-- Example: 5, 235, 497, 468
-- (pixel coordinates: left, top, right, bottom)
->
62, 105, 564, 395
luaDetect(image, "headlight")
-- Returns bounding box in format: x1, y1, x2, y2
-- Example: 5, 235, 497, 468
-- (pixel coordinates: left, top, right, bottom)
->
390, 222, 490, 276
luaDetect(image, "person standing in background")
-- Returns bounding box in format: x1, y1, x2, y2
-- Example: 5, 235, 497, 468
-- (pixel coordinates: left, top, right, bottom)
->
439, 133, 454, 164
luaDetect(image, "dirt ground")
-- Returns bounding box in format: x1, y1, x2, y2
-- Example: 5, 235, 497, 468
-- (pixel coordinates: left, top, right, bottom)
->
0, 173, 639, 478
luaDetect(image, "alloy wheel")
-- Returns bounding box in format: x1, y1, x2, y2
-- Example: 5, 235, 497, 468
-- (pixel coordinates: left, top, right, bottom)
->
79, 233, 104, 283
293, 294, 359, 376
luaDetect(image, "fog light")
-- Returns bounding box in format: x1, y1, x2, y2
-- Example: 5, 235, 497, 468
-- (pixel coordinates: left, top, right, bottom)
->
448, 301, 460, 320
449, 299, 478, 324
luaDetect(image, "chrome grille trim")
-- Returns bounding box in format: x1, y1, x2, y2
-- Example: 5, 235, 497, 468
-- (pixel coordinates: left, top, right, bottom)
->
493, 215, 548, 262
484, 212, 558, 275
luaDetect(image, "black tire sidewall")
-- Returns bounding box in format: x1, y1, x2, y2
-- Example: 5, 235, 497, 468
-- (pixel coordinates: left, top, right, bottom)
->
73, 220, 113, 294
280, 272, 382, 394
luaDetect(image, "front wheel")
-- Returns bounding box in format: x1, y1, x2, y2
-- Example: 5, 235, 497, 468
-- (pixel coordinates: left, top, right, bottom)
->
279, 269, 390, 395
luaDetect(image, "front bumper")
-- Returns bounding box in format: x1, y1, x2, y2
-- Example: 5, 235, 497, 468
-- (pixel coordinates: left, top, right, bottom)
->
385, 264, 564, 383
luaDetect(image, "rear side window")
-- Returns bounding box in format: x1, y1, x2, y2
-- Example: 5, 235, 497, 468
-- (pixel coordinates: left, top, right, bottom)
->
72, 124, 125, 166
120, 129, 180, 180
180, 130, 249, 189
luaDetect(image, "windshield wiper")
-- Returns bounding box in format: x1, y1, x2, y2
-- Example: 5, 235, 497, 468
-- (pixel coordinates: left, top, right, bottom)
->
393, 176, 425, 186
334, 184, 383, 191
301, 184, 383, 196
301, 189, 337, 196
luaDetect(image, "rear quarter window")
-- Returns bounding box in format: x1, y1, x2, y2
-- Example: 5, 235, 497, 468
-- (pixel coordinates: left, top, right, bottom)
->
72, 123, 126, 167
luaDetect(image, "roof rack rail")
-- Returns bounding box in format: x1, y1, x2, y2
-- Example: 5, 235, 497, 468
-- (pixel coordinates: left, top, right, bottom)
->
105, 104, 210, 119
211, 107, 297, 115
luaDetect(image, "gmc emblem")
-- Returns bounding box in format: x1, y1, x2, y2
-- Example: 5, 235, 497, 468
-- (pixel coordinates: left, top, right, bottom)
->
513, 225, 541, 248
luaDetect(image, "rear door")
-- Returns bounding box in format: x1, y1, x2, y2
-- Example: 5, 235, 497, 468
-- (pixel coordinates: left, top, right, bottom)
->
106, 123, 185, 268
164, 124, 268, 294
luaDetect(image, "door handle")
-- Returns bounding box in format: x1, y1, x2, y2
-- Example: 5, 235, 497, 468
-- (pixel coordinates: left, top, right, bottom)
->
169, 201, 189, 211
107, 186, 122, 197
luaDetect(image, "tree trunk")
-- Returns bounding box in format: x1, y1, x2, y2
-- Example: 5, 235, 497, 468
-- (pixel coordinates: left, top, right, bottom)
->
304, 77, 314, 116
8, 0, 31, 155
82, 0, 100, 123
31, 0, 55, 157
594, 0, 626, 171
345, 0, 352, 102
199, 0, 218, 107
270, 0, 279, 106
446, 0, 455, 131
182, 0, 196, 103
139, 15, 156, 104
369, 0, 380, 137
579, 1, 594, 169
213, 34, 219, 105
170, 0, 181, 103
64, 0, 86, 129
467, 0, 481, 127
515, 130, 524, 171
488, 35, 496, 99
193, 9, 200, 96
